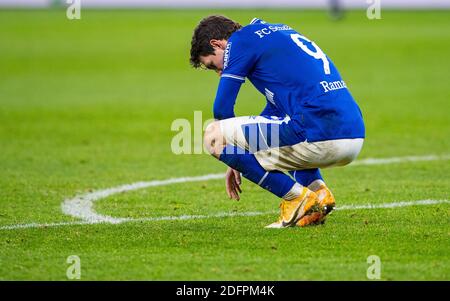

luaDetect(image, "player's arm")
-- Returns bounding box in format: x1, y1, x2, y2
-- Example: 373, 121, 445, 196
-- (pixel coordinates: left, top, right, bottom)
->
213, 77, 243, 120
213, 77, 243, 200
214, 33, 257, 200
214, 32, 256, 120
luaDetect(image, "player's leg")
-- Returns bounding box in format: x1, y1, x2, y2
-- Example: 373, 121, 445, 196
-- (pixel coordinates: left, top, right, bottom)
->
204, 120, 321, 228
255, 104, 331, 226
203, 121, 297, 199
289, 169, 323, 188
259, 138, 363, 226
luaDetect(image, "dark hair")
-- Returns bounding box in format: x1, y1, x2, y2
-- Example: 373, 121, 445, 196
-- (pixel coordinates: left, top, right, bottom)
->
190, 15, 242, 68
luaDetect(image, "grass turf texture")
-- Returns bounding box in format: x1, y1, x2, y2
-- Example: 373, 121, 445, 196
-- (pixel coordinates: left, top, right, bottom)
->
0, 9, 449, 280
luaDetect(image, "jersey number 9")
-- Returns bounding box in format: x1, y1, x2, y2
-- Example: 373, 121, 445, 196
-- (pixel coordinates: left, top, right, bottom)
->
290, 33, 331, 75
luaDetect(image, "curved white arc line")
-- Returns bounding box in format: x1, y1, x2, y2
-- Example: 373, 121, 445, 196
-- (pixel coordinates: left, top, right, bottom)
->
0, 154, 448, 230
61, 153, 450, 224
61, 173, 225, 223
1, 199, 449, 231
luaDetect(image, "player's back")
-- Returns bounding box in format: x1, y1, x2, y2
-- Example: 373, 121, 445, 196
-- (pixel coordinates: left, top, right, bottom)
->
223, 19, 365, 142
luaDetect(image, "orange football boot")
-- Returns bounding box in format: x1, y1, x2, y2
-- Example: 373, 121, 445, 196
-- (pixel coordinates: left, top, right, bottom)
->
265, 187, 321, 228
296, 184, 336, 227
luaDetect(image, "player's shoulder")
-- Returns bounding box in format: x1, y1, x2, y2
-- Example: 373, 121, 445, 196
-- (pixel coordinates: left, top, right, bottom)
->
230, 18, 295, 42
229, 18, 268, 42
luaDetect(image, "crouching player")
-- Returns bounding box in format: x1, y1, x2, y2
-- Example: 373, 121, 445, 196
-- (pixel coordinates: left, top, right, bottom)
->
189, 16, 365, 228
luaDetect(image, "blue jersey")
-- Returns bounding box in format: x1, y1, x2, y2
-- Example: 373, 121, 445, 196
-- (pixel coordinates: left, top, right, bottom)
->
214, 18, 365, 143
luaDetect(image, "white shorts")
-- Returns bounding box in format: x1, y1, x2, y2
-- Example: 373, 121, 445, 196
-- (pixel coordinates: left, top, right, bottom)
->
220, 115, 364, 172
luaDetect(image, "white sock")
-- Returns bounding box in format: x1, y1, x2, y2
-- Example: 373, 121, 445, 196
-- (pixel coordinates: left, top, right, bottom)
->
308, 179, 326, 192
282, 183, 304, 201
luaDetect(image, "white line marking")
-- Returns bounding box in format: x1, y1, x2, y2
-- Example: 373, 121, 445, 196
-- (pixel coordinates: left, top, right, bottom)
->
1, 154, 449, 231
1, 200, 449, 231
335, 199, 450, 210
0, 221, 93, 230
61, 153, 449, 224
350, 154, 450, 166
61, 174, 224, 223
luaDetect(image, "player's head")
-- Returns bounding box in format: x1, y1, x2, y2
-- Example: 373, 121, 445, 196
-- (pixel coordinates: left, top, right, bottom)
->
190, 15, 242, 74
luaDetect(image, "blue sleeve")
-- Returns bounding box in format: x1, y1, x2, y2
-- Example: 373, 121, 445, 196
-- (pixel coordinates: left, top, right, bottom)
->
213, 77, 243, 120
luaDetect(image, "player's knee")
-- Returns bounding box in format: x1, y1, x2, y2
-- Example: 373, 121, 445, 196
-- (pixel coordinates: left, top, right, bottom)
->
204, 121, 226, 158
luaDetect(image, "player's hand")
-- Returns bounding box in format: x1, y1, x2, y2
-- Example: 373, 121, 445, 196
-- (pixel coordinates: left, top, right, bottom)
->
225, 167, 242, 201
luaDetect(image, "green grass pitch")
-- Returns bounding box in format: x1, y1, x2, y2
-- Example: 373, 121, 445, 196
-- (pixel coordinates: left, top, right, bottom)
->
0, 9, 449, 280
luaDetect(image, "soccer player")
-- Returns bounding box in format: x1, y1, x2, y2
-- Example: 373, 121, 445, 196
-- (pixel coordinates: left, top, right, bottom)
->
190, 16, 365, 228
